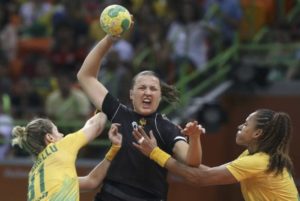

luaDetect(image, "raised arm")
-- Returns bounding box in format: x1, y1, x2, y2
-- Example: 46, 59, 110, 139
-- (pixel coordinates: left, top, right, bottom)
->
77, 35, 114, 110
79, 123, 122, 191
81, 112, 107, 142
172, 121, 204, 166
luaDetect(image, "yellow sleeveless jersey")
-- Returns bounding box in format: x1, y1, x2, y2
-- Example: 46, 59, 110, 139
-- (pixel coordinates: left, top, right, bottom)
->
27, 130, 87, 201
227, 150, 299, 201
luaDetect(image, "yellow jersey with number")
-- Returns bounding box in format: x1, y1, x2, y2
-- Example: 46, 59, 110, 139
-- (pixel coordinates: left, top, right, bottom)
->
227, 150, 299, 201
27, 130, 87, 201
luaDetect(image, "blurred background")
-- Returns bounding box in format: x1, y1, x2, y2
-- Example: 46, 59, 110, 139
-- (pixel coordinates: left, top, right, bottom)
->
0, 0, 299, 200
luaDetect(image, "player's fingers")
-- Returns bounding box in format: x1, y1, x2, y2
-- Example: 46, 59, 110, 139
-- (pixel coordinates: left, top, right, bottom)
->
137, 126, 149, 139
111, 123, 121, 133
149, 130, 155, 139
130, 14, 135, 24
112, 123, 121, 127
132, 142, 141, 150
132, 129, 142, 141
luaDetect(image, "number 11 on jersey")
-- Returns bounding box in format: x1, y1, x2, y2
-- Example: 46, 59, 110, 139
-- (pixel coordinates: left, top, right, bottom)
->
28, 164, 46, 201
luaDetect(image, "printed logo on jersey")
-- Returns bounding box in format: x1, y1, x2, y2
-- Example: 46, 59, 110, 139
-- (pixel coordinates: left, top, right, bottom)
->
131, 121, 138, 130
132, 118, 147, 129
139, 118, 147, 127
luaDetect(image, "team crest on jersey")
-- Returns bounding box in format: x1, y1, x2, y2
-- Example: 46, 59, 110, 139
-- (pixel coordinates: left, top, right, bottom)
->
139, 118, 147, 127
132, 118, 147, 129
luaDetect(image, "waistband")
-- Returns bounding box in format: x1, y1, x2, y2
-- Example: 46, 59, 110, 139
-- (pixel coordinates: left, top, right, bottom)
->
102, 183, 164, 201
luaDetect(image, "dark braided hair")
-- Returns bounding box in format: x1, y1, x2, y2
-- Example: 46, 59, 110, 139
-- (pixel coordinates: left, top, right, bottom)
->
131, 71, 180, 104
254, 109, 294, 175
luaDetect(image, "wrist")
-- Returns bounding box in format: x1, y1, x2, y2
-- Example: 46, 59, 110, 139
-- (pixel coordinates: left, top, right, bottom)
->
149, 147, 171, 167
106, 34, 118, 43
188, 134, 201, 141
105, 144, 121, 161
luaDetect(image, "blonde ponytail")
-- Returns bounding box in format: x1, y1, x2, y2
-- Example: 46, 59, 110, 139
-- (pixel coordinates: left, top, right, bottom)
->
11, 126, 27, 148
11, 118, 54, 157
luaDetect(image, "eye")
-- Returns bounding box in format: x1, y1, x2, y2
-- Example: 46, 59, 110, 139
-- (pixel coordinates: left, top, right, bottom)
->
150, 86, 158, 91
138, 86, 146, 90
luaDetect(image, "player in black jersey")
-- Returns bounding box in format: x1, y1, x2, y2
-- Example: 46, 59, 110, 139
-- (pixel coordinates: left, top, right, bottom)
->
77, 34, 202, 201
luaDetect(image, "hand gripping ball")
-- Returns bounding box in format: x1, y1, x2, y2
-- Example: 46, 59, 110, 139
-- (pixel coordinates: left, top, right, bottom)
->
100, 4, 132, 36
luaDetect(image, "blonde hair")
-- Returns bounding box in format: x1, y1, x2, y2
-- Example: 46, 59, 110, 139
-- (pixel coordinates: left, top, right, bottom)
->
11, 118, 53, 157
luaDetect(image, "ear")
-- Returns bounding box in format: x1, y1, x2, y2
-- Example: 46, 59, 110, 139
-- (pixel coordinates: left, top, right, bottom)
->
253, 129, 263, 139
44, 133, 53, 145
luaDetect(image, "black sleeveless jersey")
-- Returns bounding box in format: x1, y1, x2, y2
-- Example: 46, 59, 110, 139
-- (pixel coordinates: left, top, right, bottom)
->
102, 93, 186, 199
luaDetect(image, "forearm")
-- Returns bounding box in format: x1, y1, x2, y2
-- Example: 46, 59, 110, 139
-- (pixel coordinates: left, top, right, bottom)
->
165, 158, 210, 186
86, 112, 107, 127
185, 135, 202, 167
79, 144, 121, 191
77, 35, 113, 80
165, 159, 237, 186
82, 113, 107, 142
149, 147, 205, 185
79, 159, 111, 191
77, 35, 111, 109
150, 147, 236, 187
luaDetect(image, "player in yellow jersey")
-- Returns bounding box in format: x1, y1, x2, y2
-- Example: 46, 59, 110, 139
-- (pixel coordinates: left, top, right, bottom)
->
134, 109, 300, 201
11, 112, 122, 201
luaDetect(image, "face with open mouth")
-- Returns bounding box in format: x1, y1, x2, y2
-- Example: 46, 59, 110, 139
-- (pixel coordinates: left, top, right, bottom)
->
130, 74, 162, 116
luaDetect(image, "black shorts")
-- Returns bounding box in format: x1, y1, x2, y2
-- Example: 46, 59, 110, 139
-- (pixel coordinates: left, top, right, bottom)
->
94, 190, 123, 201
94, 183, 165, 201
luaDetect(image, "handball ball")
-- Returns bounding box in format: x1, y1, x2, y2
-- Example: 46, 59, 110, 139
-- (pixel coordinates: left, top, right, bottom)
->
100, 4, 131, 36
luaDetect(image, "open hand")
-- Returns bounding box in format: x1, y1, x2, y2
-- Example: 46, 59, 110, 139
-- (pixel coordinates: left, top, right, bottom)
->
132, 126, 157, 157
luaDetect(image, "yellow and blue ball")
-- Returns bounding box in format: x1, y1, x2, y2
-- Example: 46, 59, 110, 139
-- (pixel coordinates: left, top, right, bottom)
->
100, 4, 131, 36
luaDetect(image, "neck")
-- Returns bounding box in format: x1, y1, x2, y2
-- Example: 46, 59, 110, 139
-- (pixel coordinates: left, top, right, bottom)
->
247, 143, 259, 154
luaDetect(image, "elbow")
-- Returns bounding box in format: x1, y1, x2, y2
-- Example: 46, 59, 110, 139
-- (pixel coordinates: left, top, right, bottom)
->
89, 181, 100, 191
77, 70, 84, 84
183, 168, 205, 187
86, 178, 100, 191
185, 174, 197, 185
185, 171, 201, 186
77, 71, 90, 89
185, 157, 202, 167
186, 161, 201, 168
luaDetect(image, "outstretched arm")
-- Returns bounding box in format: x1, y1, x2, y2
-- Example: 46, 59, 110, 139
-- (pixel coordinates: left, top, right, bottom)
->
79, 123, 122, 191
132, 126, 237, 186
77, 35, 114, 110
165, 160, 237, 186
81, 112, 107, 142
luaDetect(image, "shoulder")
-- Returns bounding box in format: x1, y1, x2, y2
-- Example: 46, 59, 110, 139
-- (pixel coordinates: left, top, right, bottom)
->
229, 151, 269, 170
158, 113, 174, 124
156, 114, 183, 142
59, 130, 86, 144
157, 114, 178, 129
